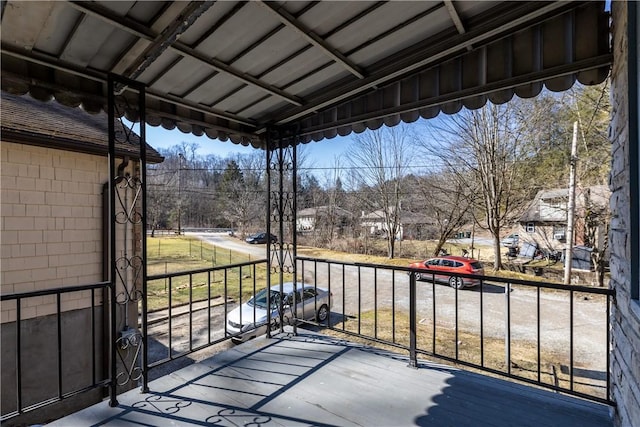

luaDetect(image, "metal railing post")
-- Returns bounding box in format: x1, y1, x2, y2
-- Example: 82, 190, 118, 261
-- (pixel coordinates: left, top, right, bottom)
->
409, 271, 418, 368
107, 77, 119, 408
109, 282, 118, 407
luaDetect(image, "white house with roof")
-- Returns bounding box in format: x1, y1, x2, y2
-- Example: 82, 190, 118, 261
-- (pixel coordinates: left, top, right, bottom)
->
517, 185, 610, 254
360, 208, 434, 241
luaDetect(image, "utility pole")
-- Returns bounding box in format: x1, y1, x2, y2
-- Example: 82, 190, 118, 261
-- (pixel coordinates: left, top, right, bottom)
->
564, 122, 578, 285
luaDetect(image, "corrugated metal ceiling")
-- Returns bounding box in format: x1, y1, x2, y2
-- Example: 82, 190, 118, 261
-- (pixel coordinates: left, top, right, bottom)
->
0, 1, 611, 149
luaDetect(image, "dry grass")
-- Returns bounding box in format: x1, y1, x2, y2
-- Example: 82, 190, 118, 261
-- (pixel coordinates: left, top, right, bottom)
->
304, 237, 482, 263
298, 245, 412, 267
322, 308, 606, 400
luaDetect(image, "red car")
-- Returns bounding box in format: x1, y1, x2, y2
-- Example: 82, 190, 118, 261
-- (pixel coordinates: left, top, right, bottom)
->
409, 255, 485, 289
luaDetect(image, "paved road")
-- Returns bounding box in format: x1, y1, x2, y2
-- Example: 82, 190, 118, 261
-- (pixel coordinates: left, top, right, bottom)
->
448, 236, 495, 247
188, 232, 270, 260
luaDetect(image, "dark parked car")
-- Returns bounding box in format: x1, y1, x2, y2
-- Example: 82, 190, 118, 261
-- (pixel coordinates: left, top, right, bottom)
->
245, 232, 277, 244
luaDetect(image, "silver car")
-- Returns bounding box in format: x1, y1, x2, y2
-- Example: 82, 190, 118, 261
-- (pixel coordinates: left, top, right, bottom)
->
226, 282, 331, 343
501, 233, 519, 248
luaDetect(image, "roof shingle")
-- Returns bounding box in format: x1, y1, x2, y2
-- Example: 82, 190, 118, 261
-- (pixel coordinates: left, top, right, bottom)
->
1, 92, 163, 163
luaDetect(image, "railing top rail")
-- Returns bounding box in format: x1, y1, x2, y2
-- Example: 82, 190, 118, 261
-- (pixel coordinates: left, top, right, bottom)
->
0, 281, 111, 301
147, 259, 268, 281
295, 256, 615, 296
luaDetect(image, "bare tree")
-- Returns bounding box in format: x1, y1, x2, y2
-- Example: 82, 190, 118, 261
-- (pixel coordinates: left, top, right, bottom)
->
564, 82, 611, 186
346, 125, 412, 258
316, 156, 348, 245
422, 102, 533, 270
409, 173, 474, 256
146, 169, 175, 236
221, 152, 266, 237
582, 187, 610, 287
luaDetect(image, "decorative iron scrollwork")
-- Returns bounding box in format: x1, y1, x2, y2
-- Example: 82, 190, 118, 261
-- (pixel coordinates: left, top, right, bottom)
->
267, 140, 296, 275
115, 330, 143, 386
115, 255, 144, 305
115, 174, 143, 224
270, 242, 295, 274
109, 79, 148, 396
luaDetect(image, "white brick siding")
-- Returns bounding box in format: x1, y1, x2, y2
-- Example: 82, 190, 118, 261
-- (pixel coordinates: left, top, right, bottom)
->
1, 142, 109, 321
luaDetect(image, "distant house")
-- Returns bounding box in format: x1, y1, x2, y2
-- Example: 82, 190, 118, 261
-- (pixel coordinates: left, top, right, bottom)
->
297, 206, 352, 236
397, 212, 438, 240
517, 185, 610, 253
360, 209, 433, 241
1, 92, 163, 420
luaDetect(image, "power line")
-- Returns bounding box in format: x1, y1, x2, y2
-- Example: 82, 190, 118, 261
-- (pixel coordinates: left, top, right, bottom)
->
147, 163, 450, 174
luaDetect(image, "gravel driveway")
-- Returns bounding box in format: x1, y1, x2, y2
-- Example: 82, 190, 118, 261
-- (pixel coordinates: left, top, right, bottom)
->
300, 261, 608, 362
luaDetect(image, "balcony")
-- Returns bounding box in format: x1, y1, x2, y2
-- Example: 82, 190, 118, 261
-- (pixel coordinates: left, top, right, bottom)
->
2, 258, 614, 426
48, 329, 611, 427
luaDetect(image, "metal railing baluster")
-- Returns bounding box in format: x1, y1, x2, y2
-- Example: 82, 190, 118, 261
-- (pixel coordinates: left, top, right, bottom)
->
507, 281, 512, 375
224, 268, 229, 336
570, 289, 574, 391
189, 273, 193, 352
207, 271, 212, 344
480, 279, 484, 367
57, 294, 62, 399
327, 261, 332, 328
455, 279, 459, 361
392, 270, 396, 344
537, 286, 541, 384
1, 282, 113, 421
374, 267, 378, 340
342, 264, 346, 332
91, 289, 96, 386
17, 297, 22, 414
432, 276, 436, 355
409, 271, 417, 368
109, 282, 118, 407
168, 276, 173, 359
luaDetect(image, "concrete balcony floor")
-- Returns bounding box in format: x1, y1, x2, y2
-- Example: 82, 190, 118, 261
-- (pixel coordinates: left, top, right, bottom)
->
50, 329, 612, 427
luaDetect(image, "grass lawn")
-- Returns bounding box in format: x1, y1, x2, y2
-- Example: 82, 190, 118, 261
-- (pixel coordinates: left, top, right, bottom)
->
146, 235, 292, 311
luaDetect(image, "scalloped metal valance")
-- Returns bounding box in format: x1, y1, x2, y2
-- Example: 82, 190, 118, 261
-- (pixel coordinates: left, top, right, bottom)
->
1, 1, 611, 149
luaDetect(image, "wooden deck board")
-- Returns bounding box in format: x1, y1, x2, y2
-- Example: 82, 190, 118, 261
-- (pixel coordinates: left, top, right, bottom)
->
49, 330, 612, 427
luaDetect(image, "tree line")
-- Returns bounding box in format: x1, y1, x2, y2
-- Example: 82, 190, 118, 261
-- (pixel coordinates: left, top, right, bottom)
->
147, 82, 610, 271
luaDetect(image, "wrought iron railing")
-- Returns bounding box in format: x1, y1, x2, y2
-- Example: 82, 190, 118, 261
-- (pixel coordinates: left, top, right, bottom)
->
297, 256, 615, 406
1, 255, 614, 423
0, 259, 269, 423
0, 282, 114, 422
144, 260, 268, 377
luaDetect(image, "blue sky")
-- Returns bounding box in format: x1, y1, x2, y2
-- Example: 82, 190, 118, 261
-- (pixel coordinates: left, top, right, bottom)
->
143, 123, 354, 169
144, 124, 255, 157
